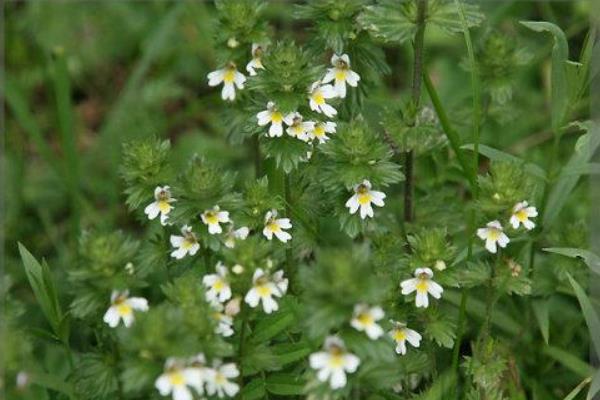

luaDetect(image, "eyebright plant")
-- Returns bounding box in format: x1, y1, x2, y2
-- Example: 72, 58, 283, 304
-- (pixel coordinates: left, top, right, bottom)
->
8, 1, 598, 400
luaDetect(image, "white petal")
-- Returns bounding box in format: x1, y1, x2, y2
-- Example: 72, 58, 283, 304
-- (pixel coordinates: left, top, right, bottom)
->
321, 84, 337, 98
155, 374, 173, 395
509, 215, 520, 229
395, 341, 407, 355
221, 83, 235, 101
269, 122, 283, 137
359, 203, 373, 219
127, 297, 149, 311
170, 235, 184, 247
322, 69, 336, 84
221, 363, 239, 378
400, 278, 417, 295
277, 218, 292, 229
335, 79, 347, 98
208, 223, 222, 235
207, 70, 225, 86
345, 195, 360, 214
122, 312, 135, 328
309, 352, 329, 369
103, 306, 120, 328
498, 233, 510, 247
343, 354, 360, 372
257, 110, 271, 126
321, 103, 337, 118
261, 295, 279, 314
415, 291, 429, 308
523, 220, 535, 230
427, 281, 443, 299
234, 71, 246, 88
346, 70, 360, 86
173, 386, 192, 400
234, 227, 249, 240
189, 243, 200, 255
330, 369, 347, 389
476, 228, 488, 240
485, 239, 498, 253
223, 381, 240, 397
144, 202, 160, 220
218, 211, 230, 223
244, 288, 260, 307
171, 247, 188, 259
366, 323, 384, 340
405, 330, 422, 347
262, 226, 273, 240
274, 230, 292, 243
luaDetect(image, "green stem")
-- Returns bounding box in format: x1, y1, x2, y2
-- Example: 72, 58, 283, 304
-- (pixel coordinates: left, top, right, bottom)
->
404, 0, 428, 223
452, 290, 468, 392
424, 73, 477, 191
238, 306, 248, 387
284, 173, 293, 271
455, 0, 482, 198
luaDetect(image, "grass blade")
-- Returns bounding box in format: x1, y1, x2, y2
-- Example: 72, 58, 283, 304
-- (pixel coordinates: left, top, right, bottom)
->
567, 273, 600, 357
543, 247, 600, 275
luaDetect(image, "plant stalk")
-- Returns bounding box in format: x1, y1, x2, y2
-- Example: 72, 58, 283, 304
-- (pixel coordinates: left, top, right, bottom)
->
404, 0, 428, 223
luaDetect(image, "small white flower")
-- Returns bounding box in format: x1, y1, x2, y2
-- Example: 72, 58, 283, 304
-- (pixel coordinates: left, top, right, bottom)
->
400, 268, 444, 308
309, 336, 360, 390
232, 264, 245, 275
322, 54, 360, 98
211, 303, 234, 337
103, 290, 148, 328
262, 209, 292, 243
170, 225, 200, 259
224, 297, 242, 316
155, 358, 205, 400
223, 225, 250, 249
257, 102, 286, 137
246, 43, 265, 76
227, 37, 239, 48
207, 62, 246, 101
16, 371, 29, 389
477, 220, 510, 253
205, 361, 240, 398
434, 260, 447, 271
284, 112, 314, 142
309, 81, 338, 117
350, 304, 384, 340
509, 201, 538, 230
307, 121, 336, 144
202, 262, 232, 304
244, 268, 288, 314
389, 321, 421, 355
201, 206, 230, 235
345, 179, 386, 219
144, 186, 176, 225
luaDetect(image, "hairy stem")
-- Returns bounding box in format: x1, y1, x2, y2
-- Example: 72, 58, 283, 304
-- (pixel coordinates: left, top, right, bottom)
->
404, 0, 428, 223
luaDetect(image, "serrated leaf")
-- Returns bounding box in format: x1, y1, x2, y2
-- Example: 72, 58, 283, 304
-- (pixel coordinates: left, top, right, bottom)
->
544, 247, 600, 275
250, 306, 296, 344
271, 341, 312, 366
240, 377, 266, 400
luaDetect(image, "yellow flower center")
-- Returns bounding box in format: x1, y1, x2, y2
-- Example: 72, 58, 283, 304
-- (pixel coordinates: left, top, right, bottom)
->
271, 112, 283, 123
158, 200, 171, 214
205, 212, 219, 225
487, 229, 500, 241
182, 239, 195, 250
116, 303, 132, 316
335, 69, 347, 81
357, 193, 372, 205
328, 347, 345, 368
215, 372, 226, 385
267, 221, 280, 232
223, 68, 236, 83
415, 279, 429, 293
393, 329, 407, 342
256, 284, 272, 297
213, 279, 225, 291
168, 371, 185, 386
314, 125, 325, 137
312, 90, 325, 105
357, 312, 374, 326
515, 209, 528, 222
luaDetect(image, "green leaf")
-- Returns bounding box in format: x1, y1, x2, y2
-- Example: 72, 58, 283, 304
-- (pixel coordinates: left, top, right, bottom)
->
414, 369, 456, 400
461, 143, 547, 180
543, 345, 593, 378
271, 341, 312, 366
18, 243, 64, 339
266, 373, 306, 396
544, 247, 600, 275
563, 377, 592, 400
567, 273, 600, 357
532, 300, 550, 344
29, 371, 75, 399
520, 21, 569, 133
543, 121, 600, 228
250, 306, 296, 344
588, 369, 600, 400
240, 377, 266, 400
358, 1, 416, 44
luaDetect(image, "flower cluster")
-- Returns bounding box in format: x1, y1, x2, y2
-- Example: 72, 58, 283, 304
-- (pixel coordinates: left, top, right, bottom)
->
155, 354, 239, 400
477, 201, 538, 254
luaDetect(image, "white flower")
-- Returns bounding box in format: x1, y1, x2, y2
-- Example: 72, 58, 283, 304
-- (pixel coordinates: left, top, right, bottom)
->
350, 304, 384, 340
322, 54, 360, 98
202, 262, 232, 304
306, 121, 336, 144
144, 186, 176, 225
170, 225, 200, 259
246, 43, 265, 76
509, 201, 538, 230
309, 81, 338, 117
345, 179, 386, 219
477, 220, 510, 253
284, 112, 314, 142
224, 297, 242, 316
389, 321, 421, 355
309, 336, 360, 390
223, 225, 250, 249
400, 268, 444, 308
434, 260, 447, 271
201, 206, 230, 235
262, 209, 292, 242
257, 102, 286, 137
244, 268, 288, 314
155, 358, 205, 400
207, 62, 246, 101
103, 290, 148, 328
205, 361, 240, 398
211, 304, 234, 337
